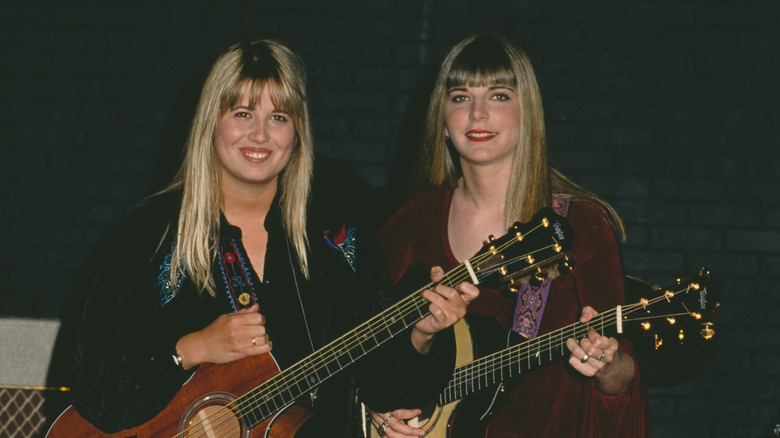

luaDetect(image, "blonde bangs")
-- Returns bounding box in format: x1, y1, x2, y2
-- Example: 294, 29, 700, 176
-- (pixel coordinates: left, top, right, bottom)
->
445, 40, 518, 90
218, 77, 298, 115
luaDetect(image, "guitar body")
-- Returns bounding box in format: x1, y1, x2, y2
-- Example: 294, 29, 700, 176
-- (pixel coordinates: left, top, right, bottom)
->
437, 322, 518, 438
369, 318, 514, 438
445, 386, 510, 438
47, 353, 313, 438
367, 319, 474, 438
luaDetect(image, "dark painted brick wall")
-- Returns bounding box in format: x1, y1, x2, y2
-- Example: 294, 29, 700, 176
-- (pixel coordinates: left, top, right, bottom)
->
2, 1, 778, 436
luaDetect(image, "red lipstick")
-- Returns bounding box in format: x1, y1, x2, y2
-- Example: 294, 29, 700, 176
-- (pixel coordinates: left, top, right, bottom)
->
466, 130, 498, 142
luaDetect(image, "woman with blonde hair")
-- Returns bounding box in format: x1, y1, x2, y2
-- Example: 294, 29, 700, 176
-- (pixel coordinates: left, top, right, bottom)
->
67, 39, 475, 437
372, 34, 648, 437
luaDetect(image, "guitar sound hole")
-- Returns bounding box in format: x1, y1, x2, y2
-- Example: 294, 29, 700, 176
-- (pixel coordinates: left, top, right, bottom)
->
184, 404, 243, 437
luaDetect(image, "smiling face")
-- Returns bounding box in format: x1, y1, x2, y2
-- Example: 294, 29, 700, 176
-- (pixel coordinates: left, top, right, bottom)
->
215, 86, 296, 196
443, 84, 522, 171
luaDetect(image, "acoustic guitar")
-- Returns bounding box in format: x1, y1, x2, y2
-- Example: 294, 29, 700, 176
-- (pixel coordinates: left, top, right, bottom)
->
366, 267, 720, 438
47, 207, 573, 438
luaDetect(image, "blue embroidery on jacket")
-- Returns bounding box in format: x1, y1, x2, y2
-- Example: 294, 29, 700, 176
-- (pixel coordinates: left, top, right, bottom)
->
156, 245, 183, 307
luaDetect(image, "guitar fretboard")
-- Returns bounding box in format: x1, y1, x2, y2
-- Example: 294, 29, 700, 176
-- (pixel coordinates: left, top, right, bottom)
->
439, 282, 700, 405
235, 236, 536, 428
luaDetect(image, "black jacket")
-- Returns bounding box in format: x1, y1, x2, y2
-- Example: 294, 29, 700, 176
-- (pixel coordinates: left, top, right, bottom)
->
71, 185, 454, 437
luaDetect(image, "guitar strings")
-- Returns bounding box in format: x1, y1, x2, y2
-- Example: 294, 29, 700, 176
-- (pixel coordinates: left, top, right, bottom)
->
174, 225, 557, 437
172, 221, 558, 437
442, 283, 697, 403
170, 256, 479, 438
446, 297, 665, 399
227, 234, 543, 427
224, 225, 546, 410
176, 223, 558, 437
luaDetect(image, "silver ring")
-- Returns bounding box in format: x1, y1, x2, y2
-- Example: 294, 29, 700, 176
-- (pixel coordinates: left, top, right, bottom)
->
580, 353, 590, 363
378, 419, 389, 437
597, 351, 606, 361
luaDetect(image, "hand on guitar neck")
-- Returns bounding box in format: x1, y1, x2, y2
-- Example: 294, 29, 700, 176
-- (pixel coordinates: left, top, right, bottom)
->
410, 266, 480, 355
565, 306, 635, 396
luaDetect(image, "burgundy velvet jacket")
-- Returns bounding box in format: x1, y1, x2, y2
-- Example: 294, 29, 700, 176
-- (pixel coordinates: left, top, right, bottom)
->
379, 185, 650, 438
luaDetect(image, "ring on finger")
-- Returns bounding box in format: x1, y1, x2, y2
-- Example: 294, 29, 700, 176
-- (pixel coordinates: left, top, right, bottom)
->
378, 419, 390, 437
597, 351, 606, 361
252, 337, 257, 347
580, 353, 590, 363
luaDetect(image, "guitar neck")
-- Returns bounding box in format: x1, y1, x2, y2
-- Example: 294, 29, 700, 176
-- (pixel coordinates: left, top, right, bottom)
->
237, 256, 491, 428
439, 305, 625, 406
438, 274, 716, 406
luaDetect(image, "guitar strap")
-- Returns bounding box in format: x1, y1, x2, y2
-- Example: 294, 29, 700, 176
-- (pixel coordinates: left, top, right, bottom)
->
286, 234, 320, 405
510, 195, 570, 339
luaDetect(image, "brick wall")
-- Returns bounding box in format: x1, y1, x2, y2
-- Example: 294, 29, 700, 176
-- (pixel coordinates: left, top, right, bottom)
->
2, 1, 778, 436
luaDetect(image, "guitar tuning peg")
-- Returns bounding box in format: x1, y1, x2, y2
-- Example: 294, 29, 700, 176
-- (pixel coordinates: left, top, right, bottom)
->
560, 256, 573, 271
508, 287, 519, 294
700, 322, 715, 340
654, 333, 663, 350
698, 266, 711, 279
488, 234, 496, 242
533, 267, 548, 283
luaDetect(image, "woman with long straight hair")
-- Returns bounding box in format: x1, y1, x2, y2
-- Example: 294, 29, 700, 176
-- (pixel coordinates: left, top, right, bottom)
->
371, 34, 648, 437
66, 39, 476, 437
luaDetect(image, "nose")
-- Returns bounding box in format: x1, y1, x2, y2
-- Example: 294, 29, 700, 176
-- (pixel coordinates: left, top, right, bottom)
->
248, 118, 268, 143
470, 97, 488, 121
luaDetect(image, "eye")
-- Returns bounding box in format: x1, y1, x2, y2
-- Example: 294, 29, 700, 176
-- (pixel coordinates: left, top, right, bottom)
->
450, 94, 469, 103
233, 111, 251, 118
491, 93, 510, 101
271, 114, 289, 122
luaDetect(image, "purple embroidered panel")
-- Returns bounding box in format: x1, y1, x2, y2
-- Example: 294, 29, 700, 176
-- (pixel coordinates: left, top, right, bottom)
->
511, 196, 570, 339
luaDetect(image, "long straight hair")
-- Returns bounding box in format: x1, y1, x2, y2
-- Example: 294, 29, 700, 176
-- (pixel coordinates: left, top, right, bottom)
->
160, 39, 314, 295
415, 34, 625, 239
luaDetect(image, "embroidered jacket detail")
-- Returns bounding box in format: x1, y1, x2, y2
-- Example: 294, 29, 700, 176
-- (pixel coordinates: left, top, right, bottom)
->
324, 224, 356, 272
156, 244, 183, 307
217, 238, 259, 311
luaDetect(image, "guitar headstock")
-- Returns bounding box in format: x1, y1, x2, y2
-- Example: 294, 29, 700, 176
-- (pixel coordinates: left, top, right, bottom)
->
470, 207, 574, 287
626, 267, 721, 347
625, 267, 722, 384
